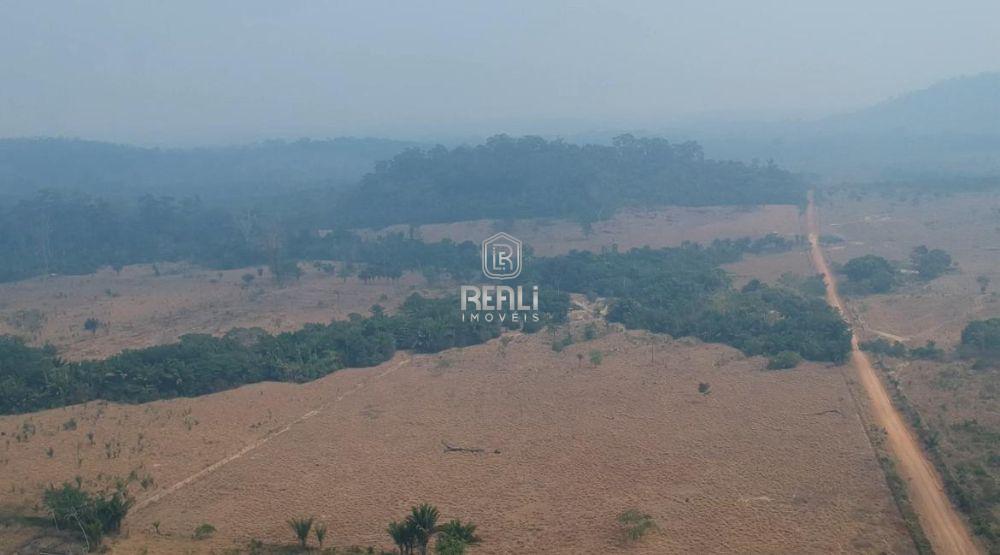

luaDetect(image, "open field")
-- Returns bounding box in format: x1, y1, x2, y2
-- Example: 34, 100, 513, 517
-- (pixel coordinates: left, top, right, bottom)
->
819, 190, 1000, 552
373, 204, 804, 256
0, 263, 427, 361
0, 202, 921, 553
819, 191, 1000, 348
1, 327, 914, 554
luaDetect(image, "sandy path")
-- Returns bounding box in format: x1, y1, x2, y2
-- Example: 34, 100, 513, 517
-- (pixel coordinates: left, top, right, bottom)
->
131, 356, 411, 513
806, 191, 981, 555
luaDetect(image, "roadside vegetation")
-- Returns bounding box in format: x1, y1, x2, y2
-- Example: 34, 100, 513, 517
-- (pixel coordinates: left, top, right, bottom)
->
839, 246, 954, 295
862, 317, 1000, 551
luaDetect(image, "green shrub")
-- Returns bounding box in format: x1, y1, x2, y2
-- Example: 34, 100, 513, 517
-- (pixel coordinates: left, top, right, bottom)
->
43, 482, 131, 551
193, 523, 216, 540
767, 350, 803, 370
617, 509, 658, 542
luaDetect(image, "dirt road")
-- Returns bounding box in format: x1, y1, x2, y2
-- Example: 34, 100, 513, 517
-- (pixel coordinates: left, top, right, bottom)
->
806, 191, 981, 555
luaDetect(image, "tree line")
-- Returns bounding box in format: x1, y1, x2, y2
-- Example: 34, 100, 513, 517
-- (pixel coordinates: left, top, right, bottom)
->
339, 134, 806, 228
1, 233, 854, 415
0, 293, 566, 415
0, 135, 806, 283
0, 191, 485, 283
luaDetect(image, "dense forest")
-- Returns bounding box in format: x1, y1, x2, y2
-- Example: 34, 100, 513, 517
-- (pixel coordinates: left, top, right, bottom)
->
339, 134, 806, 227
0, 191, 488, 283
0, 235, 853, 415
525, 238, 850, 363
0, 135, 806, 284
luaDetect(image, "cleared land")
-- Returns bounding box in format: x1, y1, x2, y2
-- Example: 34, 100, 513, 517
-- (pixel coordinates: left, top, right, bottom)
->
0, 203, 918, 553
373, 204, 803, 256
0, 262, 427, 361
2, 327, 912, 554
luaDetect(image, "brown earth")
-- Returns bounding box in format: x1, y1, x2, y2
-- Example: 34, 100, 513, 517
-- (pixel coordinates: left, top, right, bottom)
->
809, 191, 982, 554
1, 326, 913, 554
372, 204, 803, 256
0, 202, 919, 554
818, 191, 1000, 348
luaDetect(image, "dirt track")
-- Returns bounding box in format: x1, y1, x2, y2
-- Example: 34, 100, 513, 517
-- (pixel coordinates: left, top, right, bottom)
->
806, 191, 981, 555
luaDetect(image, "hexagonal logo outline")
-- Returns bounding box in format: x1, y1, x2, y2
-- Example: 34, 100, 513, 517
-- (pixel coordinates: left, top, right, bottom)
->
482, 232, 522, 280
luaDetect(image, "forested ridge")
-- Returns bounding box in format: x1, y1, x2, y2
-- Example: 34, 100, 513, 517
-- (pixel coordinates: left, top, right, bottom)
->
340, 134, 805, 227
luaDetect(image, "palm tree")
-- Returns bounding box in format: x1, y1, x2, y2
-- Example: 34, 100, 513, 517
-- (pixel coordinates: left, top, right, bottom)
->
406, 504, 439, 555
288, 516, 314, 549
314, 523, 328, 549
388, 520, 417, 555
437, 519, 480, 546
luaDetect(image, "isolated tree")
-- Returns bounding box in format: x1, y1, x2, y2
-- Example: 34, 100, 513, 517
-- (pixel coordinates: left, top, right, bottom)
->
241, 273, 255, 287
843, 255, 895, 293
389, 520, 417, 555
339, 263, 356, 282
314, 523, 328, 549
589, 349, 603, 366
271, 259, 303, 285
84, 318, 101, 334
698, 382, 711, 395
407, 504, 440, 555
288, 516, 314, 549
977, 275, 990, 294
910, 245, 952, 280
435, 519, 481, 554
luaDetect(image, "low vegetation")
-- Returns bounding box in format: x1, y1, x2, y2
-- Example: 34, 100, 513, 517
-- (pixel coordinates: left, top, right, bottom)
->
42, 482, 132, 552
860, 338, 945, 361
617, 509, 659, 542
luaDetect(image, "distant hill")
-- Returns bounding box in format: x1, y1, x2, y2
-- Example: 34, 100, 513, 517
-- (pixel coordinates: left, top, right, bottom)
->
823, 72, 1000, 136
690, 73, 1000, 181
0, 137, 419, 203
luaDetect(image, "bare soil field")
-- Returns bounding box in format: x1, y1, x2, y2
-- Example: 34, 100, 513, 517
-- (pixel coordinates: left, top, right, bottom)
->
1, 327, 913, 554
819, 191, 1000, 348
0, 202, 919, 553
819, 190, 1000, 552
373, 204, 803, 256
0, 263, 427, 361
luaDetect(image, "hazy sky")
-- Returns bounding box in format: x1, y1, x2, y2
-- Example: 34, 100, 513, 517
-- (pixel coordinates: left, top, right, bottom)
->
2, 1, 998, 145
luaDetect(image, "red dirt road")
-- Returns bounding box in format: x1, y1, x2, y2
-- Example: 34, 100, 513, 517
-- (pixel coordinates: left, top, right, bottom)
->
807, 191, 981, 555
